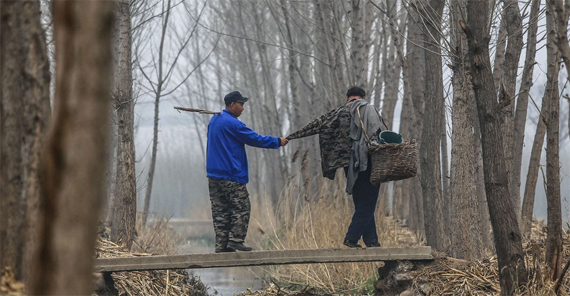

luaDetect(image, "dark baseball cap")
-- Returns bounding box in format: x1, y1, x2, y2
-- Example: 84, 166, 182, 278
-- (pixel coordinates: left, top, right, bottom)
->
346, 86, 366, 98
224, 91, 249, 105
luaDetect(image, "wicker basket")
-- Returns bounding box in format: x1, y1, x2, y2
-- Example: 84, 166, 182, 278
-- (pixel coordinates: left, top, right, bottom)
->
369, 140, 418, 185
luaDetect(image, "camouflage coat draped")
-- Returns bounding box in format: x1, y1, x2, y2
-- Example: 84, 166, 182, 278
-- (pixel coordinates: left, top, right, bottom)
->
286, 103, 351, 180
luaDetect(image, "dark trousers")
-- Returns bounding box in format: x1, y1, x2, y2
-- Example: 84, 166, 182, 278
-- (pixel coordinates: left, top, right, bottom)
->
344, 163, 380, 245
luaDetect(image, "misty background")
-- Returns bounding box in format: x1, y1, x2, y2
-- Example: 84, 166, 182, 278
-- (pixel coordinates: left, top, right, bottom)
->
129, 0, 570, 223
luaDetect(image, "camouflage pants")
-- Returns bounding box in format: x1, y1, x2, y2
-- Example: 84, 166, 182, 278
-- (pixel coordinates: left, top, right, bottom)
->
208, 178, 250, 251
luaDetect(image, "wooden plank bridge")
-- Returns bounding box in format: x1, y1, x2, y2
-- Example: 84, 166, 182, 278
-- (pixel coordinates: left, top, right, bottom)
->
94, 246, 433, 272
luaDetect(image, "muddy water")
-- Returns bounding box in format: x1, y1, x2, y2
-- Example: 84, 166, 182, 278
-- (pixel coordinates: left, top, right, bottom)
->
180, 240, 264, 296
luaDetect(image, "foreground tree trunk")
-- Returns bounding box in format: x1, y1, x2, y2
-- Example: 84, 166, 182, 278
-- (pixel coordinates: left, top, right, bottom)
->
111, 0, 137, 250
461, 0, 528, 293
0, 0, 27, 279
31, 1, 114, 294
544, 3, 563, 280
0, 0, 51, 282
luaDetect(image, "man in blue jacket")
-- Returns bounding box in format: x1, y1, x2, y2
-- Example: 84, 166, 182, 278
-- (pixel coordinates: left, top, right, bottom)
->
207, 91, 288, 253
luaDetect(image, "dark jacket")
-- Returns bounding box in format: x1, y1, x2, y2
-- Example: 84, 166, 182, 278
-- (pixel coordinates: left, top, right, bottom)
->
286, 103, 351, 180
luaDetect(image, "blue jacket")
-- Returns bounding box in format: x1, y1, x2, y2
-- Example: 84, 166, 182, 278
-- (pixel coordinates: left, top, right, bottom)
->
207, 109, 279, 184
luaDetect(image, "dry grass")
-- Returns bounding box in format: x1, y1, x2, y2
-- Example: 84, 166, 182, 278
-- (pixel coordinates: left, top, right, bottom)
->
240, 174, 570, 296
242, 175, 413, 295
132, 216, 183, 255
95, 216, 211, 296
96, 238, 208, 296
0, 268, 24, 296
408, 219, 570, 296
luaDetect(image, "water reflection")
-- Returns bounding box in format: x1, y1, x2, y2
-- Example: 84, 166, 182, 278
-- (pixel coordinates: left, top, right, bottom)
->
180, 239, 264, 296
188, 267, 264, 296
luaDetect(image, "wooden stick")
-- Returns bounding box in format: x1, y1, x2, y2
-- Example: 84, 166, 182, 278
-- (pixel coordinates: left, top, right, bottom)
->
173, 106, 220, 115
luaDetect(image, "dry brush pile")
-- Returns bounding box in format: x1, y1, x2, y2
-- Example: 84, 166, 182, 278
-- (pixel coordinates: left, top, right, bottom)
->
409, 220, 570, 296
94, 218, 209, 296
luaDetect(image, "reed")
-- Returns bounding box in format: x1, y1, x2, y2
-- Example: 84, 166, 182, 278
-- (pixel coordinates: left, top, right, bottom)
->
245, 174, 412, 295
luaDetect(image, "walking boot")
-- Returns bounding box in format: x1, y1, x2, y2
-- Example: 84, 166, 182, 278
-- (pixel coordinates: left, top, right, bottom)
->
343, 239, 362, 248
365, 242, 381, 248
227, 241, 253, 251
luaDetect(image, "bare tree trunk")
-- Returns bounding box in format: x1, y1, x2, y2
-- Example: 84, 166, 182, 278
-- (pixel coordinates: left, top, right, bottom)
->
492, 8, 507, 91
474, 93, 492, 252
250, 3, 286, 203
449, 0, 483, 260
521, 105, 549, 238
516, 0, 540, 234
382, 0, 403, 130
31, 1, 114, 294
111, 0, 137, 250
141, 0, 173, 226
0, 0, 51, 282
441, 113, 450, 231
314, 0, 343, 108
462, 0, 528, 292
379, 0, 406, 223
549, 0, 570, 79
0, 0, 26, 279
418, 0, 446, 252
545, 3, 563, 279
500, 0, 524, 219
348, 0, 368, 87
407, 0, 426, 237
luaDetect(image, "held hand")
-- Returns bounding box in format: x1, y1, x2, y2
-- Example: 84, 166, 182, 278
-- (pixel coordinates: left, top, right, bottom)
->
279, 137, 289, 146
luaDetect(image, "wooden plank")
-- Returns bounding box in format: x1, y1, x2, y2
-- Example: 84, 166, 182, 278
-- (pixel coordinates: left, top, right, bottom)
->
94, 247, 432, 272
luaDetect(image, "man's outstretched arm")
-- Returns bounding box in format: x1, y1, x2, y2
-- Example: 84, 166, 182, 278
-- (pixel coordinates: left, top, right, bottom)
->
234, 123, 287, 148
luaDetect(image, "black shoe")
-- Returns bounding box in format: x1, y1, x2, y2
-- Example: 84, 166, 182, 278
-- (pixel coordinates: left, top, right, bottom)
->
215, 247, 236, 253
365, 242, 381, 248
343, 239, 362, 248
227, 241, 253, 251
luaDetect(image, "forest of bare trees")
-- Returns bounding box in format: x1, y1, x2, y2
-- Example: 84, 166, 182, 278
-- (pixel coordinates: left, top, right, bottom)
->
1, 0, 570, 295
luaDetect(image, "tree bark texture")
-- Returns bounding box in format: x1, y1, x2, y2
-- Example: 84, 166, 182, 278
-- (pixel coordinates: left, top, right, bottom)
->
499, 0, 523, 219
31, 1, 114, 294
516, 0, 541, 235
492, 9, 507, 93
545, 3, 563, 280
548, 0, 570, 79
475, 107, 492, 251
520, 97, 549, 238
449, 0, 483, 260
418, 0, 446, 252
111, 0, 137, 250
348, 0, 369, 87
462, 0, 528, 293
406, 0, 426, 237
1, 0, 26, 279
441, 109, 450, 233
0, 0, 51, 281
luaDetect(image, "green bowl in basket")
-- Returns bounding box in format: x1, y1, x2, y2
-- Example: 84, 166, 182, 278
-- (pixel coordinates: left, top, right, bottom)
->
379, 130, 403, 144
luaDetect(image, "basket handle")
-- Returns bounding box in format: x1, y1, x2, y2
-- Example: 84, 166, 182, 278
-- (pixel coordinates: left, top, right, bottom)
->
356, 106, 372, 147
